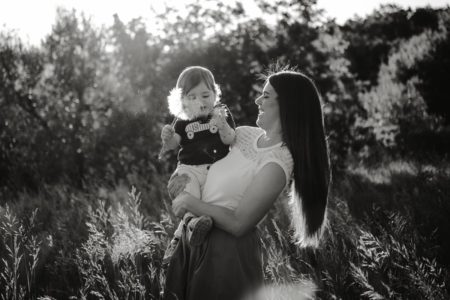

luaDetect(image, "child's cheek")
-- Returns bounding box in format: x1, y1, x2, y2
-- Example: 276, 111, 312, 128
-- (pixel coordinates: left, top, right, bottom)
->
204, 97, 215, 108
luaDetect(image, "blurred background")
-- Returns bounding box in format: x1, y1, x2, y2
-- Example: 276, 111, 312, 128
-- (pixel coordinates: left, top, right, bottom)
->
0, 0, 449, 299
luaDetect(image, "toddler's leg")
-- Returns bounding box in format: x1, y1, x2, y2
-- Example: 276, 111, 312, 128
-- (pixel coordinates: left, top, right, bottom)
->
163, 219, 184, 266
185, 164, 214, 246
171, 165, 213, 246
173, 192, 213, 246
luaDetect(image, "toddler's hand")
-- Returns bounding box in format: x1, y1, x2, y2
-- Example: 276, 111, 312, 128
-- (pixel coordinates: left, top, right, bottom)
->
161, 124, 175, 143
211, 108, 228, 130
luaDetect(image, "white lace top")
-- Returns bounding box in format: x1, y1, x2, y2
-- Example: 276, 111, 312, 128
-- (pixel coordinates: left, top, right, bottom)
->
201, 126, 294, 210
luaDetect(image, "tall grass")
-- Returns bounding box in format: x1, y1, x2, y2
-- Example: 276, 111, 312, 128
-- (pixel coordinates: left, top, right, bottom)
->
259, 157, 450, 299
0, 184, 173, 299
0, 156, 449, 299
74, 187, 171, 299
0, 207, 44, 300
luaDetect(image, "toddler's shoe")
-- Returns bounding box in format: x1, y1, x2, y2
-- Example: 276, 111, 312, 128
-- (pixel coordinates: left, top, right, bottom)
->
187, 215, 213, 246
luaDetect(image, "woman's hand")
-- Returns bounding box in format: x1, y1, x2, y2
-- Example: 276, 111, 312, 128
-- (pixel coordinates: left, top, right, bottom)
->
172, 197, 187, 217
172, 193, 203, 218
168, 173, 190, 199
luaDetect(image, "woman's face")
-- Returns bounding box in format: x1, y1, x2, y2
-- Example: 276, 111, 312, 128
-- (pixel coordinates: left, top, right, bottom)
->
182, 81, 216, 118
255, 82, 281, 131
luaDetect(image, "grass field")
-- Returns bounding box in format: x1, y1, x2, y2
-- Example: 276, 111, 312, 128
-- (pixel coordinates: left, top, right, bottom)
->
1, 156, 449, 299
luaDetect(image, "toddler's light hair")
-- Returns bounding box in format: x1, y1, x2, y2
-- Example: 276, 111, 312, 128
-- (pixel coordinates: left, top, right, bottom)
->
167, 66, 221, 120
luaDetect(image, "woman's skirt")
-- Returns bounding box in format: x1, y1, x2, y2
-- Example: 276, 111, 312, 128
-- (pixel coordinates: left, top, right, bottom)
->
163, 225, 263, 300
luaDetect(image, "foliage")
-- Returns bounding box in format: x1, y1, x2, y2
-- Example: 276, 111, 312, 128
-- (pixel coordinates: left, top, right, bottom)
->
341, 4, 441, 84
356, 12, 449, 153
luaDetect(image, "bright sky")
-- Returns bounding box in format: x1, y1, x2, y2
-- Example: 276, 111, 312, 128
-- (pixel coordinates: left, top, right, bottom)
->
0, 0, 449, 46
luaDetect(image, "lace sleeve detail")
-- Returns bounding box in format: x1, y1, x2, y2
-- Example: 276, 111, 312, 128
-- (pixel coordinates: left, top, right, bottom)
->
256, 146, 294, 185
234, 126, 263, 160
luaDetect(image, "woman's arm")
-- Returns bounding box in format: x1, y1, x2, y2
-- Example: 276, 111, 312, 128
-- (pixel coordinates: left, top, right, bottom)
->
172, 162, 286, 237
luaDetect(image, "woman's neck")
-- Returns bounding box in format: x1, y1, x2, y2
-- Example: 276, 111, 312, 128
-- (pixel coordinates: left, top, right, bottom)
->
258, 129, 283, 147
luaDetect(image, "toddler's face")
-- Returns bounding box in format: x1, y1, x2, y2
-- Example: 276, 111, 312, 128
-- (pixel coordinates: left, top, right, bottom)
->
182, 81, 215, 119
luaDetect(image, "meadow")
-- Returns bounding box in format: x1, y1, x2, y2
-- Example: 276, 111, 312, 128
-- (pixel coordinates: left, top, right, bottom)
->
1, 153, 449, 299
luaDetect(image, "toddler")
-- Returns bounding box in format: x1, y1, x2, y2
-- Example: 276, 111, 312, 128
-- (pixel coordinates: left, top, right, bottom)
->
160, 66, 236, 262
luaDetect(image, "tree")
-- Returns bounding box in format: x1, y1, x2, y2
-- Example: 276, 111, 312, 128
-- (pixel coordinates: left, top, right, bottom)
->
341, 5, 440, 84
0, 31, 48, 190
413, 9, 450, 123
39, 8, 112, 187
357, 26, 446, 150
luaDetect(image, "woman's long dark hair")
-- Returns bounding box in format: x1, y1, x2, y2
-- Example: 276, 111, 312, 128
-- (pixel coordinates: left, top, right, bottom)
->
268, 70, 331, 247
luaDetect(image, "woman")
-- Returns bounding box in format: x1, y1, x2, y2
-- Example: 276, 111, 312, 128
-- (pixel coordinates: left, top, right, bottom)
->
163, 70, 331, 300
